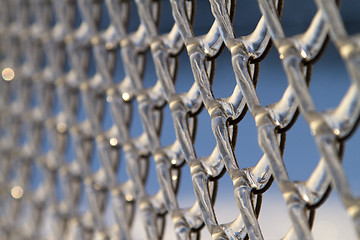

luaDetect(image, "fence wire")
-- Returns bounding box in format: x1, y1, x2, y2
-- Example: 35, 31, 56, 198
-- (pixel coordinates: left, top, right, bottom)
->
0, 0, 359, 239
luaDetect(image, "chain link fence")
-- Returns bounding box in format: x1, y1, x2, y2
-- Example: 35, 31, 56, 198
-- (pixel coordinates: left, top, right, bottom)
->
0, 0, 359, 239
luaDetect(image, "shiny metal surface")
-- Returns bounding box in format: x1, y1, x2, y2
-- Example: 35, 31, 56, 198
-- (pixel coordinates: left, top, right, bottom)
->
0, 0, 359, 239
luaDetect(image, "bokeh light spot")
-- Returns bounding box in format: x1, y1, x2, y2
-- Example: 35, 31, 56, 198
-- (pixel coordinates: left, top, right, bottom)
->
2, 67, 15, 81
122, 92, 130, 101
11, 186, 23, 199
109, 137, 118, 146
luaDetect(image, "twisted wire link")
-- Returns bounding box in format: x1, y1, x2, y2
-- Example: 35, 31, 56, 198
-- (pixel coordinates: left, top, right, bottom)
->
0, 0, 359, 239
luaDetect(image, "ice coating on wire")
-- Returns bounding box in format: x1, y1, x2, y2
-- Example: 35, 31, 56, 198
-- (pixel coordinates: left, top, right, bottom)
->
0, 0, 359, 240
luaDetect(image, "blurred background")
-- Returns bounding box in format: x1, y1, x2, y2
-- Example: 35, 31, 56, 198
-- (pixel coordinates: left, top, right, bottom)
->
5, 0, 360, 239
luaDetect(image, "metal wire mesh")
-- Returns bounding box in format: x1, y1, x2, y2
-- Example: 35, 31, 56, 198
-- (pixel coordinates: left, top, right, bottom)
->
0, 0, 359, 239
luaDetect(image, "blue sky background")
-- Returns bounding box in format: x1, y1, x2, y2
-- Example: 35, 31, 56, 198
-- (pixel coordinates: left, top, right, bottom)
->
144, 1, 360, 239
19, 1, 360, 239
100, 1, 360, 239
